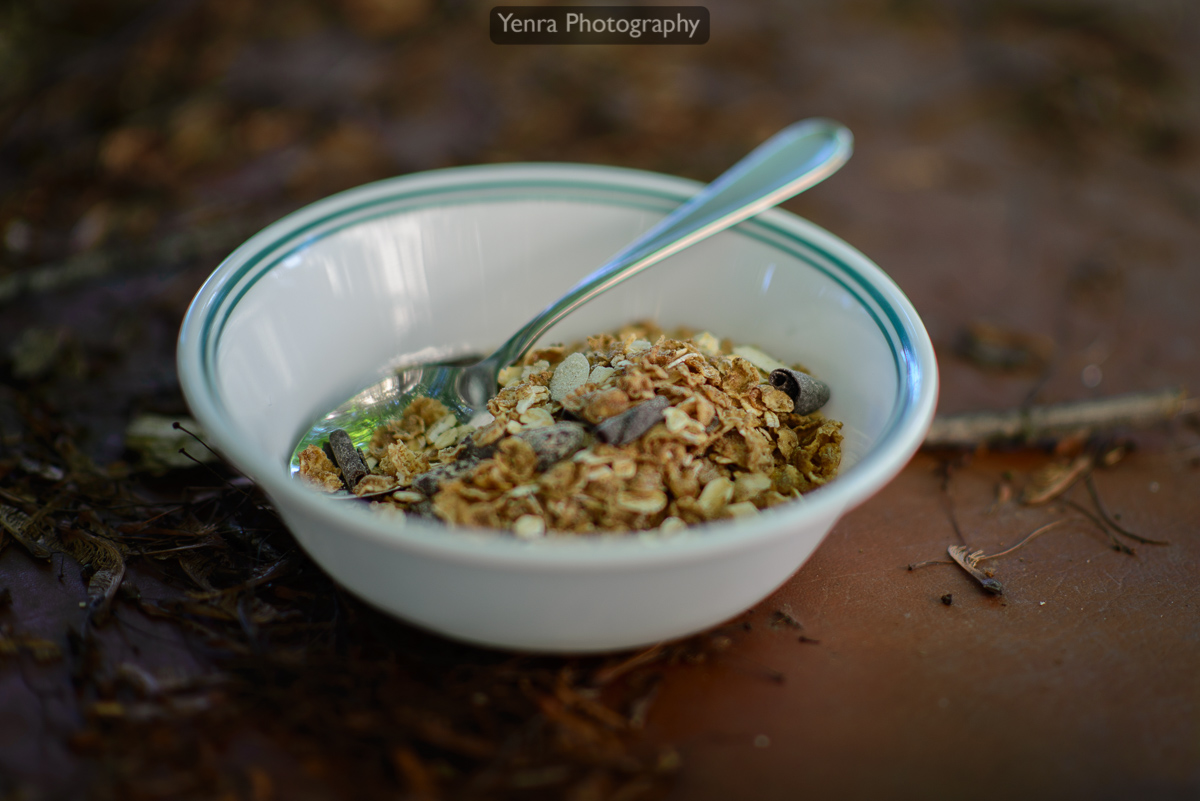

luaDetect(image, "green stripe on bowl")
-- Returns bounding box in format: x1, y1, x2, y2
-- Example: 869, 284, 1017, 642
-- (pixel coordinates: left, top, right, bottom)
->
196, 170, 921, 470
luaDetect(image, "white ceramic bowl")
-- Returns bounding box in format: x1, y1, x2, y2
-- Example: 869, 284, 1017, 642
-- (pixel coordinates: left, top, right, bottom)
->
177, 163, 937, 652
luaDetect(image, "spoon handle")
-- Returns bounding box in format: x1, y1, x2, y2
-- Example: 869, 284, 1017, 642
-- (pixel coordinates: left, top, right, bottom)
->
483, 118, 853, 371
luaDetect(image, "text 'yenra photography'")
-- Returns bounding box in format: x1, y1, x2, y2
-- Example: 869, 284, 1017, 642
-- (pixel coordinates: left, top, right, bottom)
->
491, 6, 710, 44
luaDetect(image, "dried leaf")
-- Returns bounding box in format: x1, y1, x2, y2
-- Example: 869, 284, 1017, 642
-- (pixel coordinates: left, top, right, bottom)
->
947, 545, 1004, 594
0, 504, 53, 560
1022, 453, 1094, 504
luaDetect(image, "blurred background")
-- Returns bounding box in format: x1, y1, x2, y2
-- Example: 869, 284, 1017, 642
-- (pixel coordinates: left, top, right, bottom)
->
2, 0, 1199, 798
3, 0, 1199, 464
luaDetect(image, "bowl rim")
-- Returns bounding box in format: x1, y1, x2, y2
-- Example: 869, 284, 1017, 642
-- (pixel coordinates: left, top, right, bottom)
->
177, 162, 939, 569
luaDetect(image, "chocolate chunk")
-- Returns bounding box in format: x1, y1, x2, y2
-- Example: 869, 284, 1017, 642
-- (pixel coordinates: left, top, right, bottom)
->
411, 422, 587, 493
328, 429, 368, 490
594, 396, 670, 446
768, 368, 830, 416
411, 458, 481, 495
407, 499, 440, 521
515, 422, 588, 471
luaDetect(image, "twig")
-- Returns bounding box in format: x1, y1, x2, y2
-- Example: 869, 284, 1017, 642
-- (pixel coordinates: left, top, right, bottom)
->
975, 519, 1069, 561
1084, 474, 1169, 545
1022, 453, 1094, 504
174, 445, 258, 506
914, 519, 1071, 595
937, 459, 968, 545
1061, 499, 1134, 554
172, 421, 225, 463
591, 644, 666, 686
922, 388, 1190, 449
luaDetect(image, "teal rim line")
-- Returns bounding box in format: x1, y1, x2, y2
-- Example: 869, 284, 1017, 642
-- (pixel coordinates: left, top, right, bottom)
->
197, 174, 918, 446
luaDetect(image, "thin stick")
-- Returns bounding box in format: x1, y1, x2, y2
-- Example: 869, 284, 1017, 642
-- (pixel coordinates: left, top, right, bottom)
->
1084, 474, 1169, 545
918, 519, 1072, 594
135, 543, 215, 556
175, 448, 257, 504
922, 388, 1189, 449
172, 421, 224, 462
976, 519, 1070, 561
938, 459, 967, 545
1022, 453, 1094, 505
592, 644, 665, 686
1061, 499, 1133, 554
907, 558, 952, 570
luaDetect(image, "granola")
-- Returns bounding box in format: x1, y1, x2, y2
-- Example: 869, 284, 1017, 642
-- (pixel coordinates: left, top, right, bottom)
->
297, 323, 842, 535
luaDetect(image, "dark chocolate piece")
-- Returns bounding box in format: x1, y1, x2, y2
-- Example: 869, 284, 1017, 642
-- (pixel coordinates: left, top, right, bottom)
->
328, 429, 369, 490
411, 422, 587, 494
408, 499, 440, 521
412, 458, 481, 495
768, 368, 830, 416
457, 421, 589, 473
516, 422, 589, 471
594, 396, 670, 446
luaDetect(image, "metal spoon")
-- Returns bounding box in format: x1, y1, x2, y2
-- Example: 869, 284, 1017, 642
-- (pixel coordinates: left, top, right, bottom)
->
290, 118, 853, 473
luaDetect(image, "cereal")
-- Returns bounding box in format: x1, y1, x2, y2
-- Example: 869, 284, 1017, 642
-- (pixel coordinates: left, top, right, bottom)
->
297, 323, 842, 535
297, 445, 344, 493
588, 365, 615, 385
732, 345, 789, 374
513, 514, 547, 539
354, 473, 398, 496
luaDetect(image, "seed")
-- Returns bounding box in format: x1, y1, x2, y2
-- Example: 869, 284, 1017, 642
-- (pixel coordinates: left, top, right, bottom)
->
697, 477, 734, 517
733, 472, 772, 502
659, 516, 687, 534
725, 501, 759, 518
732, 345, 788, 373
662, 406, 693, 433
549, 352, 590, 402
616, 490, 668, 515
518, 407, 554, 428
588, 365, 616, 385
512, 515, 546, 539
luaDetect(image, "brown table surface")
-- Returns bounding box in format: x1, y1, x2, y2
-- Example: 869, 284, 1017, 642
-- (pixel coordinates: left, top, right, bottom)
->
2, 2, 1198, 799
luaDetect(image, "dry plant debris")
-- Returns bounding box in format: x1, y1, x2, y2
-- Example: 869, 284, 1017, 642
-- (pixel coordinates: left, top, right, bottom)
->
911, 441, 1169, 595
922, 387, 1191, 449
298, 323, 842, 535
1, 390, 777, 800
954, 321, 1054, 374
